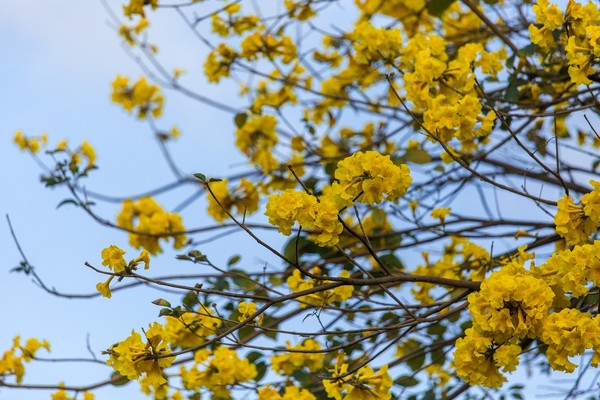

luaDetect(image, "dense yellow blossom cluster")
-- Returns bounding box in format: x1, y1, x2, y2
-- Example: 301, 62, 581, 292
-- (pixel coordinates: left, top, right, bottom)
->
323, 353, 392, 400
258, 385, 316, 400
111, 75, 164, 119
456, 251, 600, 386
412, 237, 490, 304
180, 346, 257, 398
107, 322, 174, 389
206, 179, 259, 223
286, 268, 353, 308
554, 181, 600, 245
270, 339, 324, 375
529, 0, 600, 85
164, 305, 222, 349
0, 336, 50, 384
117, 197, 187, 254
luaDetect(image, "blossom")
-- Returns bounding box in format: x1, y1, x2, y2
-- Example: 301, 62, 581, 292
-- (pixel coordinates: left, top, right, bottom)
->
116, 197, 187, 255
468, 263, 554, 341
335, 151, 412, 204
453, 328, 520, 388
323, 353, 392, 400
238, 301, 263, 325
164, 305, 222, 348
107, 323, 174, 389
180, 346, 257, 396
101, 245, 127, 273
540, 308, 600, 372
554, 194, 597, 245
271, 339, 324, 375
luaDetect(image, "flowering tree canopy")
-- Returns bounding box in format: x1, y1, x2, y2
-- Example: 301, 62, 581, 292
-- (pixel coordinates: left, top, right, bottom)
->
6, 0, 600, 399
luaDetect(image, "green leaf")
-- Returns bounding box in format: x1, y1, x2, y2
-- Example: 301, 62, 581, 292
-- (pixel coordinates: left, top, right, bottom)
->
407, 354, 425, 372
152, 298, 172, 307
403, 148, 432, 164
56, 199, 79, 209
182, 291, 199, 309
246, 351, 263, 363
227, 255, 241, 266
427, 323, 446, 336
427, 0, 455, 16
208, 178, 222, 182
193, 173, 206, 181
230, 269, 257, 291
234, 112, 248, 128
395, 375, 419, 387
379, 253, 404, 271
158, 308, 173, 317
255, 361, 268, 381
110, 371, 130, 386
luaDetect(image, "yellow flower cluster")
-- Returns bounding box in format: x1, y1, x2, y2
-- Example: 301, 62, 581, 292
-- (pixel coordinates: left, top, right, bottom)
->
270, 339, 324, 375
265, 189, 344, 246
350, 21, 402, 64
118, 18, 149, 46
107, 322, 174, 389
355, 0, 427, 36
204, 43, 238, 83
123, 0, 157, 19
235, 114, 279, 173
258, 384, 316, 400
164, 305, 222, 348
50, 389, 94, 400
411, 237, 490, 304
180, 346, 257, 398
207, 179, 259, 223
539, 240, 600, 301
58, 139, 97, 172
554, 182, 600, 245
323, 353, 392, 400
13, 130, 47, 154
96, 245, 150, 298
469, 262, 554, 342
0, 336, 50, 384
240, 31, 297, 64
286, 268, 353, 307
111, 75, 164, 119
453, 328, 521, 388
529, 0, 600, 85
237, 301, 263, 325
540, 308, 600, 372
335, 151, 412, 204
117, 197, 187, 255
454, 261, 554, 387
211, 4, 259, 37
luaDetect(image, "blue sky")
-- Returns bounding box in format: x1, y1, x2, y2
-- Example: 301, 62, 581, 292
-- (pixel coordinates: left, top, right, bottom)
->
1, 1, 598, 399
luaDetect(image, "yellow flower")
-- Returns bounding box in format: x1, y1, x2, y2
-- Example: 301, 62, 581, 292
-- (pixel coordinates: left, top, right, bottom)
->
334, 151, 412, 204
237, 301, 263, 325
101, 245, 127, 273
468, 262, 554, 341
107, 322, 174, 389
180, 346, 257, 396
540, 308, 600, 372
96, 276, 113, 298
111, 75, 164, 119
164, 305, 222, 348
116, 197, 187, 255
453, 328, 520, 388
271, 339, 324, 375
207, 179, 259, 223
554, 194, 597, 245
323, 353, 392, 400
431, 207, 451, 223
